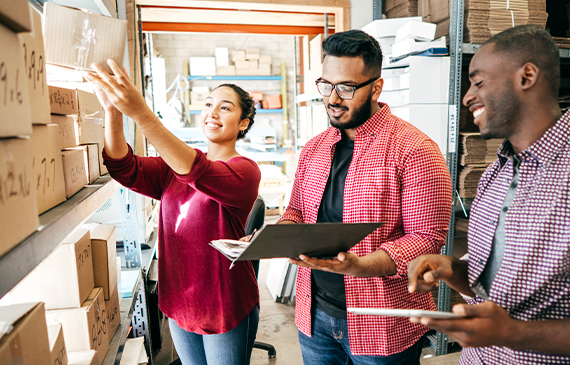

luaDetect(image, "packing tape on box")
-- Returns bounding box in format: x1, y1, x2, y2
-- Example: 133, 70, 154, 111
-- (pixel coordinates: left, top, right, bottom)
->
74, 13, 97, 71
506, 0, 514, 28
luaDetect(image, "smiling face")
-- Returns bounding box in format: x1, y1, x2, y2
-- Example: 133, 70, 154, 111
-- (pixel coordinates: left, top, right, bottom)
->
200, 86, 249, 144
320, 55, 382, 131
463, 44, 522, 140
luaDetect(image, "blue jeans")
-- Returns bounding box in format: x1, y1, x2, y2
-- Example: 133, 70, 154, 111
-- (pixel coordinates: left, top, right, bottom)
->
169, 305, 259, 365
298, 308, 424, 365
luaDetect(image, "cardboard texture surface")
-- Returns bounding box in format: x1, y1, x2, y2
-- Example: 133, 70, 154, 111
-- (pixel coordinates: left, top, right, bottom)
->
48, 324, 68, 365
0, 22, 32, 137
62, 149, 88, 198
31, 125, 67, 214
0, 302, 51, 365
104, 286, 120, 341
18, 6, 51, 125
5, 229, 95, 310
48, 86, 103, 119
89, 224, 117, 300
68, 350, 99, 365
97, 142, 107, 175
120, 337, 145, 365
43, 3, 127, 74
75, 117, 104, 146
46, 288, 109, 362
0, 138, 39, 258
65, 145, 99, 184
0, 0, 31, 32
52, 115, 78, 149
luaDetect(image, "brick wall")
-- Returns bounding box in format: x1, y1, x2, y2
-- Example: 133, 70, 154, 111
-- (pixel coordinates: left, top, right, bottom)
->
151, 32, 297, 141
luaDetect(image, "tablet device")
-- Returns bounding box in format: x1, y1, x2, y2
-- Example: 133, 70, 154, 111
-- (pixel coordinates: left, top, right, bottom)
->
347, 308, 461, 319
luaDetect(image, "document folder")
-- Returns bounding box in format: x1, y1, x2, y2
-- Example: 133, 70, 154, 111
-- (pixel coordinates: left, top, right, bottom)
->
209, 222, 384, 264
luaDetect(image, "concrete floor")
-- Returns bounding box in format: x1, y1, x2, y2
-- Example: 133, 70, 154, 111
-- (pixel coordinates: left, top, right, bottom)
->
152, 215, 462, 365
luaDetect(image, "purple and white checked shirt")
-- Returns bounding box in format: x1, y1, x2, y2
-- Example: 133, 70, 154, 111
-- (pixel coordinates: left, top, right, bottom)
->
461, 110, 570, 364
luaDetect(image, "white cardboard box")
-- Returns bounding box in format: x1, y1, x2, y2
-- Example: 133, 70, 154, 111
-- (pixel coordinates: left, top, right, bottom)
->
401, 56, 450, 103
189, 57, 216, 76
361, 16, 422, 38
395, 20, 437, 43
214, 47, 228, 67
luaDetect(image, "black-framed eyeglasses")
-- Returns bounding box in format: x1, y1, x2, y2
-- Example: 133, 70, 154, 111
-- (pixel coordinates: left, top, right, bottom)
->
315, 77, 378, 100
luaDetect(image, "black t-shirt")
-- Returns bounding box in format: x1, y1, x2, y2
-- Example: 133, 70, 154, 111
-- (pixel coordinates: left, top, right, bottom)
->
312, 132, 354, 319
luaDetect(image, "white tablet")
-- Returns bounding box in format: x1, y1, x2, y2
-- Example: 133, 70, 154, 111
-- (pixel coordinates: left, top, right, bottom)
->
347, 308, 461, 319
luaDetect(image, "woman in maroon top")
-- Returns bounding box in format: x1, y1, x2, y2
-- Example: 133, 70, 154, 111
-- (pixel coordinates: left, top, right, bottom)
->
85, 60, 261, 365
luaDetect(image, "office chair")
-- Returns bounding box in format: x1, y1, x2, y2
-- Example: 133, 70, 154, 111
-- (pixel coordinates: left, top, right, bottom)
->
168, 197, 275, 365
245, 196, 277, 359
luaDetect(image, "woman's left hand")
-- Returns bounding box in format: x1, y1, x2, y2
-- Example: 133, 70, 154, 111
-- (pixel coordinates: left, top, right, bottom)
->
84, 59, 153, 122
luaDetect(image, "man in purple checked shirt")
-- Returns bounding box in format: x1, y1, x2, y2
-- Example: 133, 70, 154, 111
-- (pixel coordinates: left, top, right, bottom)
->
407, 25, 570, 364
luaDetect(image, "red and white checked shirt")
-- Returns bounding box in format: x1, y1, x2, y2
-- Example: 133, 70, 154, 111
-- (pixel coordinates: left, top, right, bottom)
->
460, 111, 570, 364
280, 103, 452, 356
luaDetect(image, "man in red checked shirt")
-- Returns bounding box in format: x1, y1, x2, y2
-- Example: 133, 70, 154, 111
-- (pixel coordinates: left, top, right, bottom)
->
408, 25, 570, 365
278, 30, 452, 364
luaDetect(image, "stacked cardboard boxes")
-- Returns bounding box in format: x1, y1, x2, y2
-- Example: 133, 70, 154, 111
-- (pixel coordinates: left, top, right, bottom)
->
188, 48, 273, 77
0, 1, 40, 259
384, 0, 419, 18
457, 133, 502, 198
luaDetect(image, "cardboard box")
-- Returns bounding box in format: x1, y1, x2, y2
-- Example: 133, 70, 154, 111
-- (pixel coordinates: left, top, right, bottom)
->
234, 60, 250, 70
104, 286, 120, 341
48, 324, 68, 365
360, 16, 422, 38
48, 86, 103, 119
43, 3, 127, 74
214, 47, 229, 67
0, 22, 32, 137
31, 125, 67, 214
0, 138, 39, 258
250, 92, 263, 101
52, 115, 78, 149
191, 91, 209, 105
62, 149, 89, 198
231, 50, 246, 62
245, 48, 260, 59
18, 6, 51, 125
0, 302, 51, 365
0, 0, 31, 32
97, 142, 107, 175
395, 20, 437, 42
87, 224, 117, 300
189, 57, 216, 76
68, 351, 99, 365
249, 59, 259, 69
75, 117, 104, 146
65, 144, 99, 184
259, 55, 272, 64
266, 94, 282, 109
5, 229, 94, 309
259, 63, 271, 76
46, 288, 109, 361
216, 65, 236, 76
309, 34, 323, 71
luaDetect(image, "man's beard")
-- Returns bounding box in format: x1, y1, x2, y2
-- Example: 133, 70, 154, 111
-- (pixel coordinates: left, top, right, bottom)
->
327, 91, 374, 130
480, 84, 521, 140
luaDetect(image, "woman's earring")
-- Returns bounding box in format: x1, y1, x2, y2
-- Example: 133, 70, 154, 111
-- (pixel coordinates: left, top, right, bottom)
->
241, 130, 245, 136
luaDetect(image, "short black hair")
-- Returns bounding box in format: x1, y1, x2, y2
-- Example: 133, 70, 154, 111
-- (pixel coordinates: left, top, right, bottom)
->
213, 83, 256, 140
321, 30, 383, 78
483, 25, 560, 97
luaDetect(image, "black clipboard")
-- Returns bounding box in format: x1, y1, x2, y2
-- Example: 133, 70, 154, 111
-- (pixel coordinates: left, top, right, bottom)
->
214, 222, 384, 262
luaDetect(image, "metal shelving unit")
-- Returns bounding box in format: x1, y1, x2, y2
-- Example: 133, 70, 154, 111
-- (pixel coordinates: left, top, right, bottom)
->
0, 176, 119, 298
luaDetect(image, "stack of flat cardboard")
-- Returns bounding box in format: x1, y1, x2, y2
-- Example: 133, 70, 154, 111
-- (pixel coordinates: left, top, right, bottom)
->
458, 133, 502, 198
385, 0, 419, 18
418, 0, 450, 39
458, 165, 487, 198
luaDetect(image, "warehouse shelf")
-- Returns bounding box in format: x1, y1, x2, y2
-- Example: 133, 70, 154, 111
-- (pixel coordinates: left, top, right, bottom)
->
187, 108, 283, 115
0, 176, 119, 298
102, 269, 143, 365
187, 75, 283, 81
462, 43, 570, 57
